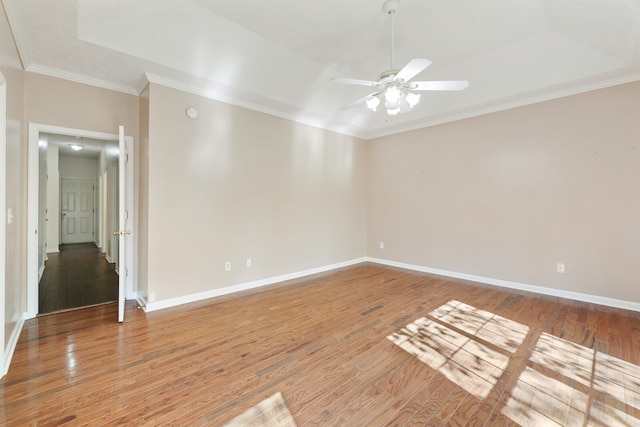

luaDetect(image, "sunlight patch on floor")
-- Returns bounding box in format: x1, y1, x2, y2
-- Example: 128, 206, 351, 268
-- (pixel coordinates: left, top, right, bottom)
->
387, 300, 529, 399
503, 333, 640, 426
388, 300, 640, 424
429, 301, 528, 353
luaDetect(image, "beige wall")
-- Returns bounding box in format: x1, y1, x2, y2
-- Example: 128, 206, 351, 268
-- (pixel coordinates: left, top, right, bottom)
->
2, 66, 25, 350
24, 73, 139, 137
145, 83, 367, 302
368, 81, 640, 303
4, 61, 639, 328
22, 72, 139, 308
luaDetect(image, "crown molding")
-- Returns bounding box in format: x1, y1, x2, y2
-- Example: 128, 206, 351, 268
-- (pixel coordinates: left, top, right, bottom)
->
135, 73, 151, 95
17, 64, 640, 141
363, 72, 640, 139
25, 64, 138, 96
142, 72, 365, 139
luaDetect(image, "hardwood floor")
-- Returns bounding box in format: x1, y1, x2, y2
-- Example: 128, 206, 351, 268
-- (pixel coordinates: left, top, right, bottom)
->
2, 263, 639, 425
38, 243, 119, 314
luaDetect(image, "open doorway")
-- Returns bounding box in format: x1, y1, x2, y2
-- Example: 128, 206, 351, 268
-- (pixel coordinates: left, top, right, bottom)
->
27, 124, 134, 319
37, 133, 119, 314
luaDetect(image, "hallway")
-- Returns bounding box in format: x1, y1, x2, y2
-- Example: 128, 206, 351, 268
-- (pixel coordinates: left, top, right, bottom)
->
38, 243, 119, 314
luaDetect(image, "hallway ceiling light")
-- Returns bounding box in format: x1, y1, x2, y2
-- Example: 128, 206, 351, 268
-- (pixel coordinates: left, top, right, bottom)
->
69, 143, 84, 151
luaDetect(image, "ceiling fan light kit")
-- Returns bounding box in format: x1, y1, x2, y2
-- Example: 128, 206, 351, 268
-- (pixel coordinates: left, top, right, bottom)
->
332, 0, 469, 116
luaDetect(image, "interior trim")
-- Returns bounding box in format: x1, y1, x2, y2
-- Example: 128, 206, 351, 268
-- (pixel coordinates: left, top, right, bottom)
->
26, 64, 138, 96
367, 257, 640, 313
3, 315, 24, 377
365, 72, 640, 139
26, 123, 131, 320
141, 73, 363, 139
0, 72, 6, 377
144, 255, 640, 314
144, 257, 368, 312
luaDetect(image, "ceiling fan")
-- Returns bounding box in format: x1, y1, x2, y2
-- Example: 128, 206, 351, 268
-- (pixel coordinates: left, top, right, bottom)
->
332, 0, 469, 116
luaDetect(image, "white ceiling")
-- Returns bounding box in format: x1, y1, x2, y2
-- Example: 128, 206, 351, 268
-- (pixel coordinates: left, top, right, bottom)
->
2, 0, 640, 139
44, 133, 110, 159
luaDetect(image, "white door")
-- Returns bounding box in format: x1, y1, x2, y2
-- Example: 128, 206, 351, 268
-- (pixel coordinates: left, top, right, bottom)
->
61, 178, 94, 244
116, 125, 130, 322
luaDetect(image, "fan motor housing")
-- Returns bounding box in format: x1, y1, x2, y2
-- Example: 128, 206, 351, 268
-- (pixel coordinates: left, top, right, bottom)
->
378, 69, 399, 82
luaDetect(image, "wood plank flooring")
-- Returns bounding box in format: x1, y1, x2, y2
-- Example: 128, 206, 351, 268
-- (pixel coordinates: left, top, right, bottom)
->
38, 243, 119, 314
2, 263, 639, 425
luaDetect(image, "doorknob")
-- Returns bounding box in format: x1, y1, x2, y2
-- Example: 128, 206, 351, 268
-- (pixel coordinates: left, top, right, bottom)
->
113, 230, 133, 236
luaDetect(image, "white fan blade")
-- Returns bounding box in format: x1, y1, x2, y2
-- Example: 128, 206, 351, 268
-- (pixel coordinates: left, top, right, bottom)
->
340, 92, 380, 110
412, 80, 469, 91
331, 77, 378, 87
395, 58, 432, 82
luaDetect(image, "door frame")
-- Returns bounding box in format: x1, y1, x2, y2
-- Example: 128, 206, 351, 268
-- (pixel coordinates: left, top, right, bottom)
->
26, 123, 135, 319
1, 72, 7, 373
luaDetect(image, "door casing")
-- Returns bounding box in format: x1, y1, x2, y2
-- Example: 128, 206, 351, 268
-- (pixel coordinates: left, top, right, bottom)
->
1, 71, 7, 374
27, 123, 135, 319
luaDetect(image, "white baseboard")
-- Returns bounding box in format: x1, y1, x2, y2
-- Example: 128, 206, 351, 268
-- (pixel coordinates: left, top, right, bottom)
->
366, 257, 640, 313
144, 257, 368, 313
3, 314, 25, 377
38, 263, 45, 281
106, 254, 113, 264
142, 256, 639, 314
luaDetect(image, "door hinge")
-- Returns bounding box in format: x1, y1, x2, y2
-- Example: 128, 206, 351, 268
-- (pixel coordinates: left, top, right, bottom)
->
124, 210, 129, 220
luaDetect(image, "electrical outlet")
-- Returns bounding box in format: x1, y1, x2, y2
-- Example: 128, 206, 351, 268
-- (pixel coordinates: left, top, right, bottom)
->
379, 241, 384, 249
225, 261, 231, 271
246, 258, 252, 267
556, 263, 565, 274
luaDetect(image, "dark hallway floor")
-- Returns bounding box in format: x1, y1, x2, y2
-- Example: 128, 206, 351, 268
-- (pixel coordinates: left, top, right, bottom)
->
38, 243, 119, 315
